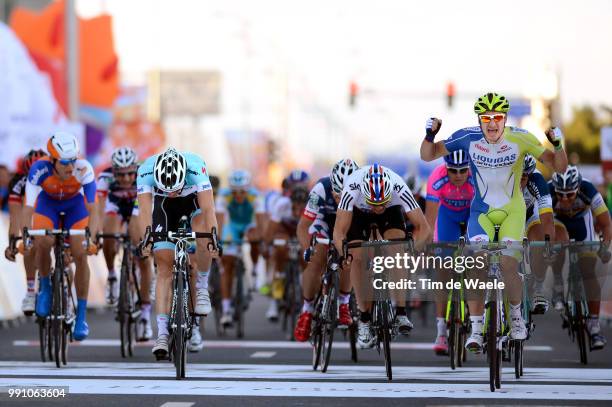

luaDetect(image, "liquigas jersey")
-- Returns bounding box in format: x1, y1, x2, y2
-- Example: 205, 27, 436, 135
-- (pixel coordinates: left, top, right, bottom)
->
443, 126, 545, 213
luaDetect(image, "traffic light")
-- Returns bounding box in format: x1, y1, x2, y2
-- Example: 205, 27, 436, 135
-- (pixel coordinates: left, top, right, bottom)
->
446, 82, 455, 109
349, 81, 358, 109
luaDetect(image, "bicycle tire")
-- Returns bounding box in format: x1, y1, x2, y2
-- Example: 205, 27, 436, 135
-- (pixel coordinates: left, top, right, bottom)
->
235, 260, 245, 339
47, 318, 54, 362
514, 340, 521, 379
449, 301, 457, 370
311, 292, 324, 370
486, 297, 497, 392
381, 300, 392, 381
289, 263, 301, 341
52, 263, 63, 368
60, 273, 69, 366
348, 294, 358, 363
38, 318, 48, 362
119, 253, 129, 358
575, 301, 588, 365
174, 269, 186, 380
322, 282, 338, 373
458, 325, 466, 366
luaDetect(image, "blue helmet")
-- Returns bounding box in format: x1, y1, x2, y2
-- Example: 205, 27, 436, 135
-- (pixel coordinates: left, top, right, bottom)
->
284, 169, 310, 187
444, 150, 469, 169
228, 169, 251, 190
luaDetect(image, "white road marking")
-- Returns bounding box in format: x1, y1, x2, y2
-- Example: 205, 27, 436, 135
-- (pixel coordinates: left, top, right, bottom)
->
11, 339, 553, 351
0, 362, 608, 383
160, 403, 195, 407
1, 377, 611, 399
250, 351, 276, 358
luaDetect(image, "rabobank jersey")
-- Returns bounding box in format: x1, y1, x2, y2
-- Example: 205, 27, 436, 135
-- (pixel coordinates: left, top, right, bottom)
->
444, 126, 546, 212
522, 170, 552, 215
137, 152, 211, 197
25, 157, 96, 206
215, 187, 264, 225
426, 164, 474, 211
303, 177, 337, 227
549, 179, 608, 220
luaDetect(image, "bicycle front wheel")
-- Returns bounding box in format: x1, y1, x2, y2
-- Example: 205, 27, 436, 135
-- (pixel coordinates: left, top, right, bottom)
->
486, 296, 498, 392
575, 301, 588, 365
173, 270, 186, 380
381, 301, 393, 381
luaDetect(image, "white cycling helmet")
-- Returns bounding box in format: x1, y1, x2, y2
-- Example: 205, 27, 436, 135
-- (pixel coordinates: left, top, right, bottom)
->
47, 132, 79, 161
154, 147, 187, 193
361, 163, 393, 206
331, 158, 359, 193
552, 165, 582, 192
228, 169, 251, 190
111, 147, 138, 169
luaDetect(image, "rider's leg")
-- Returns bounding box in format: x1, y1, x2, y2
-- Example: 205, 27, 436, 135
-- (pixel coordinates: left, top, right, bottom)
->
69, 215, 91, 341
294, 245, 325, 341
102, 213, 122, 304
528, 223, 550, 313
221, 255, 236, 317
152, 249, 173, 354
191, 211, 213, 315
552, 224, 569, 308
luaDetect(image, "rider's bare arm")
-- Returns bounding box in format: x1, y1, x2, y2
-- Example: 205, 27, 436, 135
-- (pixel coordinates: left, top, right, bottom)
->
406, 208, 431, 249
332, 209, 353, 254
297, 215, 314, 250
538, 149, 568, 174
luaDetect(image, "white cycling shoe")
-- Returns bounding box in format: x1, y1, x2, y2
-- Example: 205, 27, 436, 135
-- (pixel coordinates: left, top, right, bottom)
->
189, 328, 204, 352
195, 289, 212, 315
21, 291, 36, 315
465, 332, 483, 353
510, 317, 528, 340
357, 321, 376, 349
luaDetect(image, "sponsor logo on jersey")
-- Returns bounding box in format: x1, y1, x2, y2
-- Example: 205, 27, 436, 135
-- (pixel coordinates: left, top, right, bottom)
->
202, 166, 207, 174
499, 144, 510, 152
349, 182, 360, 191
432, 177, 448, 190
393, 184, 402, 193
140, 171, 153, 178
155, 224, 163, 232
187, 169, 198, 176
29, 166, 49, 184
474, 143, 490, 153
471, 152, 517, 167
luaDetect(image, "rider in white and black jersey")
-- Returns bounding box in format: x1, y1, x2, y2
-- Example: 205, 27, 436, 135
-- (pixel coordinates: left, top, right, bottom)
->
333, 163, 431, 348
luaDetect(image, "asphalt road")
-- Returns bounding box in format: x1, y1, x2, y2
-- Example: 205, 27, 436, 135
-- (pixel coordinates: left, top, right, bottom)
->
0, 293, 611, 407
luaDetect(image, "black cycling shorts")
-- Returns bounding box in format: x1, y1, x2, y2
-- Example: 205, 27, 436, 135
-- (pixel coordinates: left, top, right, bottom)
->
152, 194, 200, 249
347, 205, 407, 242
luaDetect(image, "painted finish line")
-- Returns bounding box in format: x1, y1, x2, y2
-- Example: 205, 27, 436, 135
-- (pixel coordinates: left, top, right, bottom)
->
0, 362, 609, 383
12, 339, 553, 352
1, 377, 612, 400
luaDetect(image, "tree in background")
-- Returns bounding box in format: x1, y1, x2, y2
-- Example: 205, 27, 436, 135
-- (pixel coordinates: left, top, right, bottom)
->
563, 105, 612, 164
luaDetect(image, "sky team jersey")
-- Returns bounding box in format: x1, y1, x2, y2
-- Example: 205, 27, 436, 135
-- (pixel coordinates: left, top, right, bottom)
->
443, 126, 546, 213
215, 186, 264, 225
338, 167, 419, 213
97, 167, 138, 203
303, 177, 337, 223
522, 170, 552, 215
25, 157, 96, 206
137, 152, 211, 197
549, 179, 608, 220
425, 164, 474, 211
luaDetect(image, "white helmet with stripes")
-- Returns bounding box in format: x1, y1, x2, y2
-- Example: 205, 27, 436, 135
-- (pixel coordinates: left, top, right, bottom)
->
331, 158, 359, 193
154, 147, 187, 193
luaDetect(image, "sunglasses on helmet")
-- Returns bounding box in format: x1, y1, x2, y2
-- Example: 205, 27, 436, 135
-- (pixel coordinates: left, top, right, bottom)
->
479, 114, 506, 123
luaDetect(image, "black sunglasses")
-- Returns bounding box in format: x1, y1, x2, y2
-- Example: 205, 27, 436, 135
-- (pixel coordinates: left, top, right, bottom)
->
448, 168, 468, 174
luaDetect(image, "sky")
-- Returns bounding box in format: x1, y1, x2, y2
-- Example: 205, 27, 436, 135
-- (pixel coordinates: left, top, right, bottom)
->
77, 0, 612, 169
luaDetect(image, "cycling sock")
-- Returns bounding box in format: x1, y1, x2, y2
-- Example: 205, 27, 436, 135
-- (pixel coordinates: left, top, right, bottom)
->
40, 276, 51, 292
108, 268, 116, 279
76, 299, 87, 321
395, 306, 406, 316
339, 292, 350, 305
587, 316, 600, 334
141, 303, 152, 320
302, 299, 314, 313
510, 303, 522, 319
470, 316, 483, 335
436, 317, 446, 337
26, 279, 36, 293
360, 311, 371, 323
197, 269, 209, 290
157, 314, 169, 336
534, 278, 545, 293
222, 299, 232, 314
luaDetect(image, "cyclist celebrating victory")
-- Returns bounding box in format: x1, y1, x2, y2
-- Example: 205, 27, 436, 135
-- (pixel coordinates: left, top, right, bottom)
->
420, 92, 567, 352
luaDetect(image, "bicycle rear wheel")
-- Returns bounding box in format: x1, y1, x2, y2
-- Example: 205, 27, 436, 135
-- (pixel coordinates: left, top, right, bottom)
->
514, 340, 523, 378
348, 293, 358, 363
311, 293, 323, 370
38, 318, 48, 362
235, 261, 245, 339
